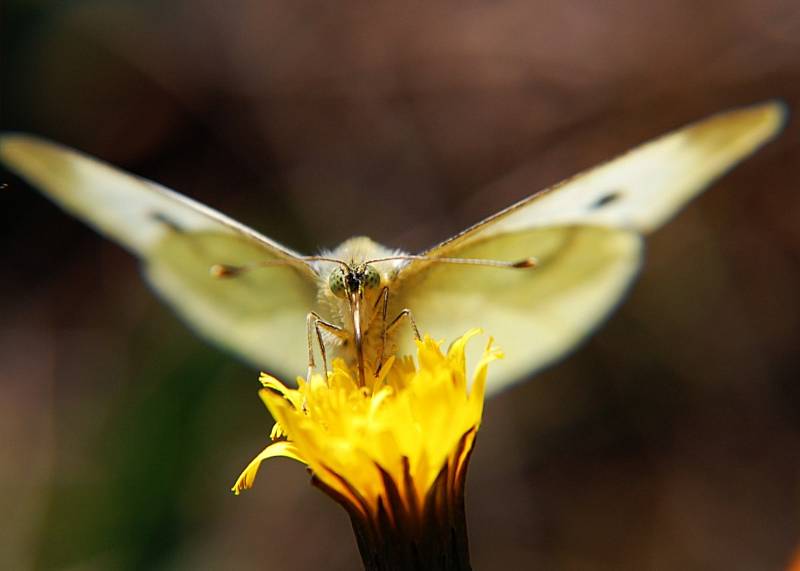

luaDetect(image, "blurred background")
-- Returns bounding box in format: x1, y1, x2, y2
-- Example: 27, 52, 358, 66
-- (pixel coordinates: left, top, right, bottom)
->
2, 1, 799, 569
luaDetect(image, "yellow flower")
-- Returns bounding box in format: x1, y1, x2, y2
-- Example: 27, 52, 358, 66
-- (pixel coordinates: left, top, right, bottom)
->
232, 329, 501, 559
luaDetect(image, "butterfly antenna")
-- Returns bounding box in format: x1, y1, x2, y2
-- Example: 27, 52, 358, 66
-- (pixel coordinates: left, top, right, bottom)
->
210, 256, 350, 278
300, 256, 352, 269
366, 254, 538, 269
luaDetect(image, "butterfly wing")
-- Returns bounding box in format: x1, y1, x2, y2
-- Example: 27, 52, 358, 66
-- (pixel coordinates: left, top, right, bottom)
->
0, 135, 318, 377
394, 101, 786, 394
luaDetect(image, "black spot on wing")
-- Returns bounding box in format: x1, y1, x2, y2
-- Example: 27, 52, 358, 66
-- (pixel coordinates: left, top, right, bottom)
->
591, 191, 622, 210
150, 211, 184, 232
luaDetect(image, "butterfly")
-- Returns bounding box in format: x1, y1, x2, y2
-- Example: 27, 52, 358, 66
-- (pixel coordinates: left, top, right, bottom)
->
0, 101, 786, 394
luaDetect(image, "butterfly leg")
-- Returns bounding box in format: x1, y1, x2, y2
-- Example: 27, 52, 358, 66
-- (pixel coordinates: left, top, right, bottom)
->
386, 308, 421, 341
306, 312, 347, 382
372, 307, 422, 376
370, 287, 390, 375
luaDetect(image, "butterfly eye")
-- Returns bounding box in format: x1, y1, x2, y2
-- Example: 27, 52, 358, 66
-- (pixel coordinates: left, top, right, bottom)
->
329, 267, 347, 298
363, 265, 381, 290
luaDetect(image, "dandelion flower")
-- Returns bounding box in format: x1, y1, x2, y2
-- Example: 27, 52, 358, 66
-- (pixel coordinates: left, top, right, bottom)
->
233, 329, 501, 570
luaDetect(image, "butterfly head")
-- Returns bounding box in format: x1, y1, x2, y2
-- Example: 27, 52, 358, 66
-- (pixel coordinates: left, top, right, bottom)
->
329, 263, 382, 299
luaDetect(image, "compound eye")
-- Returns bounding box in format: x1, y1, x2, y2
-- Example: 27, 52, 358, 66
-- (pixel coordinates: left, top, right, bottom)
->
329, 267, 347, 298
363, 265, 381, 289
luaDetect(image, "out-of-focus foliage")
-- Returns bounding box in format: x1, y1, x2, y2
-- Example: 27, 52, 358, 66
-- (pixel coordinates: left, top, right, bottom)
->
1, 1, 799, 569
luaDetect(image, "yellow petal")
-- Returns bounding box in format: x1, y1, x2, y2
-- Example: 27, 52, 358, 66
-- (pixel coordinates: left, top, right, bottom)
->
231, 441, 305, 495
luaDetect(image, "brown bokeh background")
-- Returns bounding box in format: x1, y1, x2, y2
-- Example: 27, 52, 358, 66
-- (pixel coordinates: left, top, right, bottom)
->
2, 1, 800, 569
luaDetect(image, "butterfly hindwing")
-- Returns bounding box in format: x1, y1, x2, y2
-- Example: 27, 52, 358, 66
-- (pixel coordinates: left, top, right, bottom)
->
395, 226, 642, 393
147, 231, 316, 377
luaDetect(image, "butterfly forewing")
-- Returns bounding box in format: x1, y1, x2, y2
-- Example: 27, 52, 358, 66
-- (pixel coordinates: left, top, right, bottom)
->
421, 102, 785, 255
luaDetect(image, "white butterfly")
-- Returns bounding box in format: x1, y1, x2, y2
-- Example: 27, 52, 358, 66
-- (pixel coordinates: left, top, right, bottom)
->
0, 102, 785, 394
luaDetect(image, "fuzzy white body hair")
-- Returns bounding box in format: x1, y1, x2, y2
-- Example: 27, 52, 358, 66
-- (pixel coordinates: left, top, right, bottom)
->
312, 236, 410, 374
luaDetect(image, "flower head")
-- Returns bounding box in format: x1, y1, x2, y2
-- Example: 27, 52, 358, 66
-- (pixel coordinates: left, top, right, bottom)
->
233, 329, 501, 568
